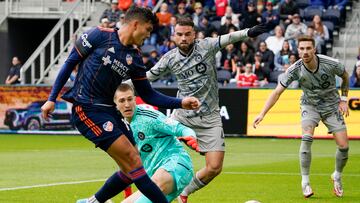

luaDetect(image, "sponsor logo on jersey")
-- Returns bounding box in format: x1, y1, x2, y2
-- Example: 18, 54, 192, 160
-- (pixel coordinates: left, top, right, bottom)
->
102, 55, 112, 66
141, 144, 153, 152
108, 47, 115, 53
80, 33, 92, 48
126, 54, 133, 65
112, 59, 130, 77
103, 121, 113, 132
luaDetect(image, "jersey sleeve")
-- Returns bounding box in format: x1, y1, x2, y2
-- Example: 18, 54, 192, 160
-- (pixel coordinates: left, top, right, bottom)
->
332, 62, 346, 77
147, 54, 171, 82
199, 37, 221, 56
279, 63, 299, 88
152, 112, 196, 138
74, 27, 102, 58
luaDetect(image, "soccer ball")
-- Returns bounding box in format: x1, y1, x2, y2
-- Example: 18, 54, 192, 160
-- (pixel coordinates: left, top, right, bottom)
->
244, 200, 261, 203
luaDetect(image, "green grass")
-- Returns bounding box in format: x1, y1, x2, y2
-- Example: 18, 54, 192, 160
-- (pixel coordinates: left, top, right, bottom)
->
0, 135, 359, 203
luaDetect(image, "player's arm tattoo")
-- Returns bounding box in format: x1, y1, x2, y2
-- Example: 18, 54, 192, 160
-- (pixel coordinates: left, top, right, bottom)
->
340, 71, 349, 96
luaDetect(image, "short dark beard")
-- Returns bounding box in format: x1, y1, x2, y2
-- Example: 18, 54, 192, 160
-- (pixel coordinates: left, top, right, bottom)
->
178, 43, 194, 56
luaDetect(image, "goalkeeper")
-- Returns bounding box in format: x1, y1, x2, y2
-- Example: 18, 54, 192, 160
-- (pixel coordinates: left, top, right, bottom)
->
114, 83, 199, 203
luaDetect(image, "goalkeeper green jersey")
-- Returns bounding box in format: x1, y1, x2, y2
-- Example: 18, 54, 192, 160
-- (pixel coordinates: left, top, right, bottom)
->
130, 106, 196, 176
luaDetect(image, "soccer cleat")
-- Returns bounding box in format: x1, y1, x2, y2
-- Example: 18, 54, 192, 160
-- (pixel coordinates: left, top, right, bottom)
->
331, 173, 343, 197
177, 194, 188, 203
302, 184, 314, 198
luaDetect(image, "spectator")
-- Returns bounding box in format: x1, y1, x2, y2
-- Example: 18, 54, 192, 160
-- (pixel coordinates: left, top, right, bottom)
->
192, 2, 205, 27
234, 41, 255, 69
136, 0, 155, 9
221, 44, 238, 76
236, 63, 259, 87
100, 0, 122, 28
350, 61, 360, 88
215, 0, 228, 17
175, 3, 191, 20
5, 56, 21, 85
274, 40, 291, 71
142, 53, 155, 71
277, 52, 299, 88
262, 1, 280, 29
221, 6, 240, 28
115, 13, 125, 29
219, 16, 237, 35
306, 25, 322, 53
279, 0, 299, 27
100, 18, 110, 28
240, 1, 262, 29
265, 25, 286, 54
253, 51, 271, 84
311, 15, 329, 53
196, 31, 206, 39
117, 0, 132, 12
197, 15, 217, 37
258, 41, 275, 70
156, 3, 172, 27
285, 13, 307, 50
229, 0, 247, 14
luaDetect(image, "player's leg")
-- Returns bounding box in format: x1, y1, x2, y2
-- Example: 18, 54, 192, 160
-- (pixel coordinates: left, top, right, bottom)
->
121, 168, 174, 203
180, 127, 224, 202
299, 105, 320, 198
323, 111, 348, 197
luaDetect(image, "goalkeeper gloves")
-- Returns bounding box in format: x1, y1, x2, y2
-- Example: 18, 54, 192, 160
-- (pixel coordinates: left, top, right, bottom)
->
247, 23, 273, 38
178, 136, 199, 152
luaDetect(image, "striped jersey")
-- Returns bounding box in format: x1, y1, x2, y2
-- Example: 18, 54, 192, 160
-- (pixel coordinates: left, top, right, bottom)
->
147, 37, 222, 117
280, 54, 345, 114
130, 106, 195, 175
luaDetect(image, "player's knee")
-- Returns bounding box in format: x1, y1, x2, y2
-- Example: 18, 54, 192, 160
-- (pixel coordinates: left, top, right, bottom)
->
338, 143, 349, 149
206, 164, 222, 177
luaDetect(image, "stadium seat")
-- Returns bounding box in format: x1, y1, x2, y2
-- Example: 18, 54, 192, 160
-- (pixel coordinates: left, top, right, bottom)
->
217, 69, 232, 85
257, 32, 272, 42
303, 6, 323, 21
296, 0, 310, 9
210, 20, 221, 30
322, 8, 341, 27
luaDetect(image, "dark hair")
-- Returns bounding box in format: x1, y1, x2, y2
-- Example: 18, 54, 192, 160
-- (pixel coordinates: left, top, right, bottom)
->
124, 6, 158, 25
297, 35, 315, 47
176, 17, 194, 28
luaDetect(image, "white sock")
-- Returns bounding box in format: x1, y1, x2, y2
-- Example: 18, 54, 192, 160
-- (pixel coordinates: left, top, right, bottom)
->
301, 175, 310, 186
333, 171, 341, 180
88, 196, 100, 203
181, 172, 206, 196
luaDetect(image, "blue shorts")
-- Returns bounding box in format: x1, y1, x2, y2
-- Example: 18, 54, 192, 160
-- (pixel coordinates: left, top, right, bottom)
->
72, 103, 135, 151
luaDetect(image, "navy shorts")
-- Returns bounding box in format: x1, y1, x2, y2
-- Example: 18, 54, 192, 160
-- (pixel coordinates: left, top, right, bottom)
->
72, 103, 135, 151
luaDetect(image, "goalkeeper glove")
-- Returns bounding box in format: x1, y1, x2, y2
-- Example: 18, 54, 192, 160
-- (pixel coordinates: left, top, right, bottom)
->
247, 23, 273, 38
178, 136, 199, 152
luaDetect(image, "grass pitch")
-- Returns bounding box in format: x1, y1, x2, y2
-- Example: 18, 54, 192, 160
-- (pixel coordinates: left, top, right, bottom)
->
0, 134, 359, 203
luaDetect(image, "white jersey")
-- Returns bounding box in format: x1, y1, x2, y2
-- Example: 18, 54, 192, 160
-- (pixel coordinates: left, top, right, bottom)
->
280, 54, 345, 115
147, 37, 222, 117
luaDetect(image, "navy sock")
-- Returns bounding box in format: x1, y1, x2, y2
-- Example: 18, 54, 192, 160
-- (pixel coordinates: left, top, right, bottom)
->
95, 171, 132, 203
129, 166, 168, 203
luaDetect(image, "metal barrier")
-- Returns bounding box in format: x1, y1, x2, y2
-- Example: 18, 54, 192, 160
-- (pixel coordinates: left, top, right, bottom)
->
19, 0, 95, 84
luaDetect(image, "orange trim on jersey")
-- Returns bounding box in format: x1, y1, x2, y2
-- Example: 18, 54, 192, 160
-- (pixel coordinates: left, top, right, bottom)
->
75, 106, 103, 136
74, 46, 84, 58
132, 77, 147, 80
97, 26, 115, 32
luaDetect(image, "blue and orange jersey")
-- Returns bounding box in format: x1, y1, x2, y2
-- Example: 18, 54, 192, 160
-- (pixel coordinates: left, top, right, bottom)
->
62, 26, 146, 105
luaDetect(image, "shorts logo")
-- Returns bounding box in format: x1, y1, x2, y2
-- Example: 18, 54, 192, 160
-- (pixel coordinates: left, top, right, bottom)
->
126, 54, 133, 65
138, 132, 145, 140
141, 144, 153, 152
103, 121, 113, 132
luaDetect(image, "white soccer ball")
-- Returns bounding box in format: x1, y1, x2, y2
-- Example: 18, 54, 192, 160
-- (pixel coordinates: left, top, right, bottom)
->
244, 200, 261, 203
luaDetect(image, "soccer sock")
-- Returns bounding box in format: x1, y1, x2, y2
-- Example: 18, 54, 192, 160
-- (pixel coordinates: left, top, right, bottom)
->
334, 147, 349, 179
299, 134, 313, 186
94, 171, 132, 203
129, 166, 168, 203
88, 196, 100, 203
181, 172, 206, 196
123, 186, 133, 198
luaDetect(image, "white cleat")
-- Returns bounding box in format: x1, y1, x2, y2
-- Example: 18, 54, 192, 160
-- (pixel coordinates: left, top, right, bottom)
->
331, 173, 343, 197
302, 184, 314, 198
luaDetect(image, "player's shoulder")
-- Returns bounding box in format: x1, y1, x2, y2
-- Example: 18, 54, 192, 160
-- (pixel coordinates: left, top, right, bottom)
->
197, 37, 218, 48
136, 106, 161, 119
287, 59, 303, 73
317, 54, 340, 67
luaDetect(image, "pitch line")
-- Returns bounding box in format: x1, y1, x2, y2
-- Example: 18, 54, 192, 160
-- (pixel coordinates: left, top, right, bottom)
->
1, 172, 360, 192
0, 179, 105, 192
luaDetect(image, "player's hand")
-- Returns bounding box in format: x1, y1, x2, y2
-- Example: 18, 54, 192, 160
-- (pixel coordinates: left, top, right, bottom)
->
178, 136, 199, 152
253, 114, 264, 129
339, 101, 349, 117
247, 23, 273, 38
181, 97, 201, 110
41, 101, 55, 121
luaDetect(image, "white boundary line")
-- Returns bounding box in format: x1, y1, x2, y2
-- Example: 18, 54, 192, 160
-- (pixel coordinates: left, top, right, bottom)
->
1, 171, 360, 192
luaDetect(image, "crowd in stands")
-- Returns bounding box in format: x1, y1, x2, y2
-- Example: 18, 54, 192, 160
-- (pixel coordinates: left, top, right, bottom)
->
67, 0, 360, 88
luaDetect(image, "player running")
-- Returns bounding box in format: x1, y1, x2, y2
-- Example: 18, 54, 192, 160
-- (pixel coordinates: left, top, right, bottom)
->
41, 6, 200, 203
144, 18, 272, 202
113, 83, 198, 203
253, 36, 350, 198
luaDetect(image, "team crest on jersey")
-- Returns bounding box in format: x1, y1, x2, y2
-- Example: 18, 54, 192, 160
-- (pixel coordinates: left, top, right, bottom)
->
103, 121, 114, 132
126, 54, 133, 65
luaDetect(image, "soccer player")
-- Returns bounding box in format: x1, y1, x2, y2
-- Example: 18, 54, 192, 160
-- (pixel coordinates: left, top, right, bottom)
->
144, 18, 272, 202
113, 83, 198, 203
41, 6, 200, 203
253, 36, 350, 198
